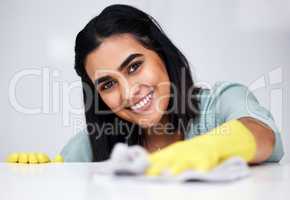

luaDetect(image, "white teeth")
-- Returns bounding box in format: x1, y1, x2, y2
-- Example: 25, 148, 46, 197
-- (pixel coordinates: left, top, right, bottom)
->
131, 92, 153, 111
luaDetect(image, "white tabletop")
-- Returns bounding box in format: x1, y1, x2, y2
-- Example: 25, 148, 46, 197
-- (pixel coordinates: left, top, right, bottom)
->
1, 162, 289, 200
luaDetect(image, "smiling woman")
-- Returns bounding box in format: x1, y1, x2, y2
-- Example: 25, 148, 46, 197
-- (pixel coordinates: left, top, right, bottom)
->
66, 4, 285, 168
7, 4, 284, 172
74, 4, 200, 161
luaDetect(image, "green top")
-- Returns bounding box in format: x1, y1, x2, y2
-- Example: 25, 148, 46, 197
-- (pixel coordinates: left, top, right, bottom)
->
60, 82, 284, 162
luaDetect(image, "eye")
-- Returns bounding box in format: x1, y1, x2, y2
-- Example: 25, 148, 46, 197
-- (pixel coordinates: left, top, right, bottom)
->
100, 79, 117, 91
128, 61, 142, 74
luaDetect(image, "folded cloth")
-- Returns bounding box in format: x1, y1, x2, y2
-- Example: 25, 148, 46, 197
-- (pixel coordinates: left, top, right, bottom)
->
109, 143, 251, 182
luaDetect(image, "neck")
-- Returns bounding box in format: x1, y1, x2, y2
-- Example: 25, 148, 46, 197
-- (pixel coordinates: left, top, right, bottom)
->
145, 114, 169, 135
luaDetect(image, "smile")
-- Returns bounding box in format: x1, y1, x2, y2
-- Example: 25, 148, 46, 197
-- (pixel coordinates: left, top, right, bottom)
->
130, 90, 154, 113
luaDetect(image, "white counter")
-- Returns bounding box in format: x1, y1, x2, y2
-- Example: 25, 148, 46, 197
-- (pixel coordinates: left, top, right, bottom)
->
1, 162, 289, 200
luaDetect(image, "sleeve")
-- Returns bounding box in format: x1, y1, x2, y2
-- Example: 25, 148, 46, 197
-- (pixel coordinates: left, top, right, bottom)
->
60, 129, 93, 162
212, 82, 284, 162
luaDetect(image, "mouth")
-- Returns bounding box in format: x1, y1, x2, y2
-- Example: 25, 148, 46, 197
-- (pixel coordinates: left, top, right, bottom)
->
129, 90, 154, 114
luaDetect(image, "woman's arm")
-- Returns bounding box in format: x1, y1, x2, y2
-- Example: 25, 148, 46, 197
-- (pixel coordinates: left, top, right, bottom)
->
239, 117, 275, 164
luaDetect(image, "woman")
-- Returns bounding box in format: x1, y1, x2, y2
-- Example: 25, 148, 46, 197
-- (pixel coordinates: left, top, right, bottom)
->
9, 4, 284, 175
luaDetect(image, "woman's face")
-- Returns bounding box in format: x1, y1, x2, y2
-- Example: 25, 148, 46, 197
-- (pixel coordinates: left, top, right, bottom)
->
85, 33, 171, 128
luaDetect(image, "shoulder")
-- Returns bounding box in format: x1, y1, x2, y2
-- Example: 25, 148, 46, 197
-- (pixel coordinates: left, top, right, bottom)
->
60, 129, 93, 162
187, 82, 243, 135
197, 81, 251, 117
195, 81, 284, 162
199, 81, 250, 104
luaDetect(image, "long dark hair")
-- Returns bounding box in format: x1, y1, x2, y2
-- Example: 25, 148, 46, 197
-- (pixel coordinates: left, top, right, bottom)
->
74, 4, 200, 161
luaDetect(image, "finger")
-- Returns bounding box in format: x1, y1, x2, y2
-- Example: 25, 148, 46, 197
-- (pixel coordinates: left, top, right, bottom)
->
28, 153, 38, 164
6, 153, 19, 163
189, 159, 212, 172
146, 160, 170, 176
148, 150, 171, 163
52, 154, 64, 163
18, 153, 28, 163
168, 161, 190, 176
148, 154, 160, 163
36, 153, 50, 163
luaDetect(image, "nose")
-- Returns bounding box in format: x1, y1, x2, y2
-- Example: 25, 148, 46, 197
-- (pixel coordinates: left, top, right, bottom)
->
121, 80, 141, 107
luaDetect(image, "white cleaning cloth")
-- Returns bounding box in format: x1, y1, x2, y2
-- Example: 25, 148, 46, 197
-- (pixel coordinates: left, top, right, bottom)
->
109, 143, 251, 182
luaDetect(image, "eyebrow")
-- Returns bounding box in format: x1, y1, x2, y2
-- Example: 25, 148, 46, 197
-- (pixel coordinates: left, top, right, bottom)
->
94, 53, 143, 86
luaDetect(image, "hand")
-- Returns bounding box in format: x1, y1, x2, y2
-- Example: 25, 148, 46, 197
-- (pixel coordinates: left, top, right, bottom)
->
146, 137, 220, 176
146, 120, 256, 176
6, 152, 64, 164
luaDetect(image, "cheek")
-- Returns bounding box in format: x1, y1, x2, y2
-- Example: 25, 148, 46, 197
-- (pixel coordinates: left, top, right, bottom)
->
140, 64, 168, 86
144, 64, 170, 94
100, 91, 122, 110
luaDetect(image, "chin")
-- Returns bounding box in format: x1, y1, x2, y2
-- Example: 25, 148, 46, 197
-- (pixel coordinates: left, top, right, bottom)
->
135, 113, 164, 128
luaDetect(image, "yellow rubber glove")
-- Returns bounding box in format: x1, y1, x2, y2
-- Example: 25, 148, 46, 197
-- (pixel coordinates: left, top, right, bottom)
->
6, 152, 64, 164
52, 154, 64, 163
146, 120, 257, 176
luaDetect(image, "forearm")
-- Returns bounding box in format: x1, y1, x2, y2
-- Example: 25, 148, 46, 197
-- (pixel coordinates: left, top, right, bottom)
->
238, 117, 275, 164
